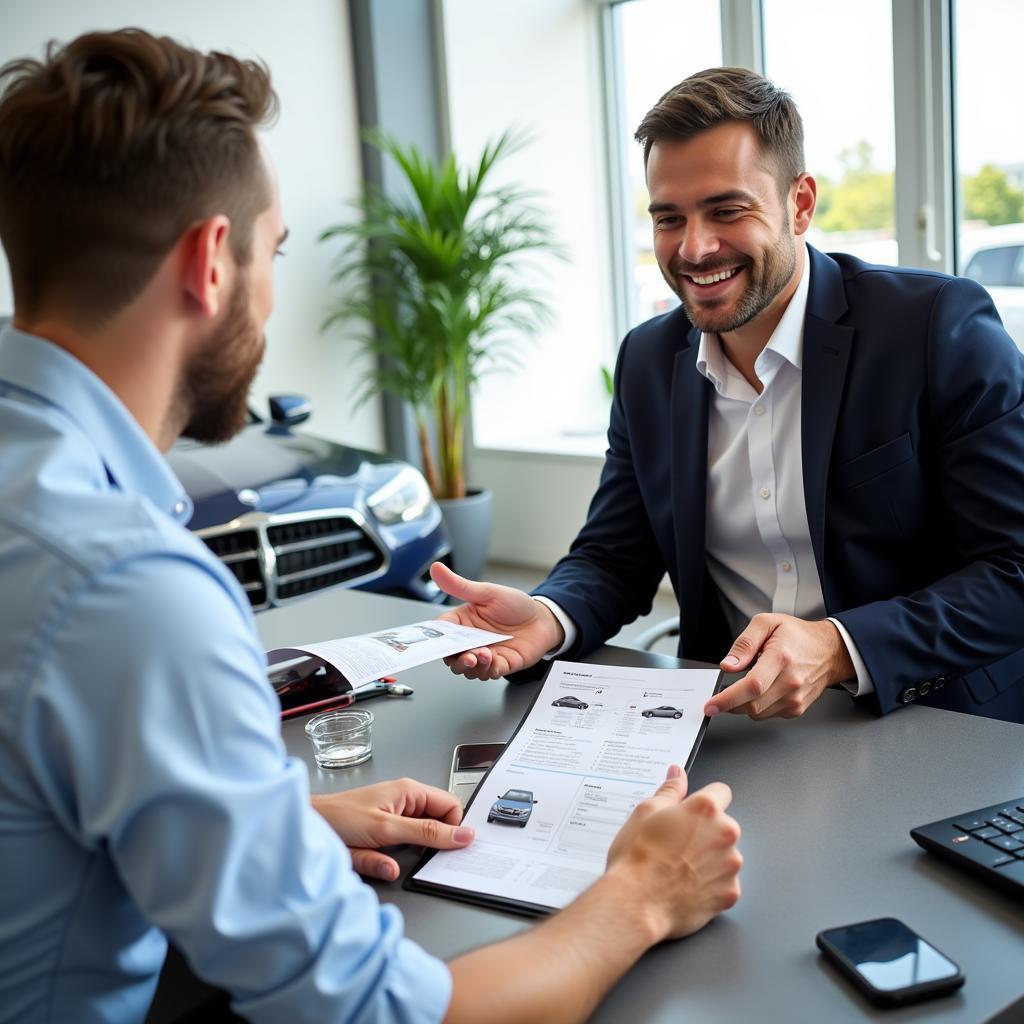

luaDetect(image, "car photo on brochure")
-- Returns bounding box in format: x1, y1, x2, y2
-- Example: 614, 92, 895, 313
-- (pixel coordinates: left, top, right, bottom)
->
641, 705, 683, 719
487, 789, 539, 828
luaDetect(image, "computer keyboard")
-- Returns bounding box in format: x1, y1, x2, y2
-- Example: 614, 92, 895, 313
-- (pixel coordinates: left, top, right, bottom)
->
911, 798, 1024, 899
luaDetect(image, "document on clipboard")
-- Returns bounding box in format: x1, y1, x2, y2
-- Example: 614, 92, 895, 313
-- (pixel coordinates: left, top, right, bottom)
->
406, 659, 721, 917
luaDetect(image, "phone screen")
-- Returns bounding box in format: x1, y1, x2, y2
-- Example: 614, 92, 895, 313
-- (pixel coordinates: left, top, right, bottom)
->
449, 743, 505, 806
819, 918, 960, 992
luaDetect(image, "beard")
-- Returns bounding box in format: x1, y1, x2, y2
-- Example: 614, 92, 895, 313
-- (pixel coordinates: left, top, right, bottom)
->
179, 271, 265, 444
661, 215, 797, 335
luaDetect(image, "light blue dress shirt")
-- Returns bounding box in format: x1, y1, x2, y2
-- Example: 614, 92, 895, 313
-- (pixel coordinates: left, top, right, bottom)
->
0, 327, 451, 1024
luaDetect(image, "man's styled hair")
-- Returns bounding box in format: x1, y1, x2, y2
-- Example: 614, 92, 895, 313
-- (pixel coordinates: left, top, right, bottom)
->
0, 28, 278, 323
634, 67, 804, 193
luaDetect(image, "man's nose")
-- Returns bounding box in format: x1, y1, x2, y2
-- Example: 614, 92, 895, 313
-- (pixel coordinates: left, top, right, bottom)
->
678, 221, 720, 266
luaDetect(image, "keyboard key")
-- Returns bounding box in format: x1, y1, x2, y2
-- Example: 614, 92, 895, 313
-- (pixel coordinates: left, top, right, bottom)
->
974, 827, 1002, 840
988, 818, 1022, 834
985, 835, 1024, 852
993, 855, 1016, 867
953, 818, 990, 832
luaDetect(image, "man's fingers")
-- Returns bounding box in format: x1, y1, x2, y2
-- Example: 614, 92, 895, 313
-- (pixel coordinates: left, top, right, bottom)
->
686, 781, 734, 815
379, 815, 476, 850
706, 650, 785, 716
349, 848, 400, 881
720, 614, 776, 671
429, 561, 491, 604
414, 783, 465, 826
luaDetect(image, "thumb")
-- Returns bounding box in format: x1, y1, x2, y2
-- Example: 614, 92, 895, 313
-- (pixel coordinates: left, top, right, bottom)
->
429, 561, 491, 605
648, 764, 689, 807
721, 616, 772, 670
387, 815, 476, 851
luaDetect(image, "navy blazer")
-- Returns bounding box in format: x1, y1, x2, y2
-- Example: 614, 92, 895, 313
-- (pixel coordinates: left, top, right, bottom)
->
535, 247, 1024, 722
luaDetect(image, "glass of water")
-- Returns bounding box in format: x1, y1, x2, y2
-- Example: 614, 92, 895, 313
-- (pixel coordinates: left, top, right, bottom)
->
304, 708, 374, 769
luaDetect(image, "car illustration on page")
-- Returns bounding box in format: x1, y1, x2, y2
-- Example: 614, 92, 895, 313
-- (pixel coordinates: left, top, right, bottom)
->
487, 789, 538, 827
551, 695, 589, 710
641, 705, 683, 719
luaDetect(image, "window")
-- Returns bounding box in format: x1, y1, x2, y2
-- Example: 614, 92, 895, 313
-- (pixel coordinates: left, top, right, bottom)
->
953, 0, 1024, 350
609, 0, 722, 327
763, 0, 898, 267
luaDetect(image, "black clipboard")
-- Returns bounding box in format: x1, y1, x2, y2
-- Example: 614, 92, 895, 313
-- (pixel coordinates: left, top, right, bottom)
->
404, 663, 725, 918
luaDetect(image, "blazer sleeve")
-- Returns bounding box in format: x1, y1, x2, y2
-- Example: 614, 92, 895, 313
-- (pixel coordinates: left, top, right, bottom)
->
532, 328, 668, 658
834, 276, 1024, 714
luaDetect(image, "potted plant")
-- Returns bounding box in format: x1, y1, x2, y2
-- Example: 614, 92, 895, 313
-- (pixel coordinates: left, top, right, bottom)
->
320, 130, 558, 580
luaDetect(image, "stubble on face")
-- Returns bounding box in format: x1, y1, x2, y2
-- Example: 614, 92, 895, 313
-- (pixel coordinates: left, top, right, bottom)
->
179, 270, 265, 444
661, 209, 797, 336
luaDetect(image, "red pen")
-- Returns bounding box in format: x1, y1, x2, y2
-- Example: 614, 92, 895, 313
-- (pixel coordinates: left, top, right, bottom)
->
280, 691, 354, 721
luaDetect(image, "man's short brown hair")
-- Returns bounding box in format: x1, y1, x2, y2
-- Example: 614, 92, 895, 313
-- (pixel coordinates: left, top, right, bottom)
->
634, 67, 804, 193
0, 28, 277, 324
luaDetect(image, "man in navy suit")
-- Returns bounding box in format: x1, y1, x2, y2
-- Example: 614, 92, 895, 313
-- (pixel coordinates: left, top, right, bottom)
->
433, 67, 1024, 725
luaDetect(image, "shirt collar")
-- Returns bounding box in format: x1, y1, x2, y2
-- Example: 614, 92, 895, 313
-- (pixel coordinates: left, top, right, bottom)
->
696, 241, 811, 388
0, 326, 193, 523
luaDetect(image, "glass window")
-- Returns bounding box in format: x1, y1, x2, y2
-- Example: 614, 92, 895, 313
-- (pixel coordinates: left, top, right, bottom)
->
954, 0, 1024, 350
763, 0, 898, 267
613, 0, 722, 326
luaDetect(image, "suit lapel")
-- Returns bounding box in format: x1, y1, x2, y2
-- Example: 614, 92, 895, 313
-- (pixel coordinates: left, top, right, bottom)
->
670, 327, 711, 652
802, 247, 854, 610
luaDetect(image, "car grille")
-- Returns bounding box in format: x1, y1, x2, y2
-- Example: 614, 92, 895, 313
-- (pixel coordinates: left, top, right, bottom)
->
197, 510, 388, 610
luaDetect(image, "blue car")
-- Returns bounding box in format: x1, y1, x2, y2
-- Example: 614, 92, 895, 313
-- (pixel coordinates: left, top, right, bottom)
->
487, 789, 538, 828
167, 395, 450, 609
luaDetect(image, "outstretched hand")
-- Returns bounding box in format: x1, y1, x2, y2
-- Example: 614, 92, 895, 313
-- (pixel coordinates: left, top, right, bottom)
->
430, 562, 565, 680
312, 778, 474, 882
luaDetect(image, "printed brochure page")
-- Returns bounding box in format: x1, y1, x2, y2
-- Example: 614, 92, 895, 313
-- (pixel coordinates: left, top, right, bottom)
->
411, 659, 720, 912
265, 620, 511, 689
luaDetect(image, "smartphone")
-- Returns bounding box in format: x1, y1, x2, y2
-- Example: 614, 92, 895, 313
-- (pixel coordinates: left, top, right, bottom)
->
816, 917, 965, 1008
449, 742, 505, 807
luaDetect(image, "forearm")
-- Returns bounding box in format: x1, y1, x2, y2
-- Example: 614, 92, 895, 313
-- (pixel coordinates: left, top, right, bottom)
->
445, 869, 660, 1024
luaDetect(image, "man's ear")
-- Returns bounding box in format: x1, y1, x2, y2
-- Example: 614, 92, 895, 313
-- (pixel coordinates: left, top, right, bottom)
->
791, 173, 817, 237
183, 215, 232, 318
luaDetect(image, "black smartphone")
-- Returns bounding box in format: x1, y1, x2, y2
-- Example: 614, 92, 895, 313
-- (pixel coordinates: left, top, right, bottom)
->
448, 742, 505, 807
816, 917, 965, 1008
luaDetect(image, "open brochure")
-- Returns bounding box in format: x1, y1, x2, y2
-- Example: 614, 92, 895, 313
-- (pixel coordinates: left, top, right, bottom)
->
406, 659, 721, 917
266, 620, 511, 689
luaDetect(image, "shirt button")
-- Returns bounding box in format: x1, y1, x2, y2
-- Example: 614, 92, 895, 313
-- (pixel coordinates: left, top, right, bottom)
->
173, 499, 187, 516
754, 404, 766, 416
759, 487, 771, 499
781, 561, 792, 572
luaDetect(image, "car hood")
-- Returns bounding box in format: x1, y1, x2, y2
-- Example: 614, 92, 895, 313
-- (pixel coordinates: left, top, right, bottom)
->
167, 424, 398, 518
494, 799, 531, 810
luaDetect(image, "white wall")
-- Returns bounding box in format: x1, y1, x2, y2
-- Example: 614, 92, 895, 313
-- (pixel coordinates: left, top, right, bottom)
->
0, 0, 383, 451
441, 0, 614, 566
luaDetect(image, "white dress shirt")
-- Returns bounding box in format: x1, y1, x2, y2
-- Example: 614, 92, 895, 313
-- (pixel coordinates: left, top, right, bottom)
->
539, 246, 872, 696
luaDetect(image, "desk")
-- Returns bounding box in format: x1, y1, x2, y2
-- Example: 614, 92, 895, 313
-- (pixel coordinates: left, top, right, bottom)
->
258, 588, 1024, 1024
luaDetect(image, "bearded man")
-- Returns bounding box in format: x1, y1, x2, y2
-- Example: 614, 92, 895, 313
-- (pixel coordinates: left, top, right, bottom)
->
0, 30, 743, 1024
435, 66, 1024, 725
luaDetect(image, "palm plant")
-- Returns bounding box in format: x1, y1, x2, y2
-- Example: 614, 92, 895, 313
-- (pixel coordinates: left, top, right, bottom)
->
320, 130, 558, 500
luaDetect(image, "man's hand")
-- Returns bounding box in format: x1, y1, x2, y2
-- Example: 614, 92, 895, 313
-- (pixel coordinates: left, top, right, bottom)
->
704, 614, 855, 720
430, 562, 565, 680
312, 778, 474, 881
605, 766, 742, 942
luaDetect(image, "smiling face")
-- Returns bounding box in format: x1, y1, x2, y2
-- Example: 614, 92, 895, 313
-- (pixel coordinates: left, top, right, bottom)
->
646, 121, 814, 343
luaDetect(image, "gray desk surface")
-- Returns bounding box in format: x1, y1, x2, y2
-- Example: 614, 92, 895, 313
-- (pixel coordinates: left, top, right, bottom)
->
258, 588, 1024, 1024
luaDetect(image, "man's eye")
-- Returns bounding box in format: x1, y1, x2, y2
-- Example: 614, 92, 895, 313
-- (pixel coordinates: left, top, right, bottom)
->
716, 208, 743, 218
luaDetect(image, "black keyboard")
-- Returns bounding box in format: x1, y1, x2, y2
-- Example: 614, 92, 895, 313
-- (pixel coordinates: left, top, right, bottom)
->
911, 798, 1024, 899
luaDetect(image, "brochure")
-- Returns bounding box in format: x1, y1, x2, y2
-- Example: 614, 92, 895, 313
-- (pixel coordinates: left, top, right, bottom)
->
406, 659, 721, 916
266, 620, 512, 689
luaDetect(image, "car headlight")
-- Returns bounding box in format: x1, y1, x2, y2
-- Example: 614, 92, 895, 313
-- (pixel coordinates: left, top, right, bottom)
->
367, 467, 433, 525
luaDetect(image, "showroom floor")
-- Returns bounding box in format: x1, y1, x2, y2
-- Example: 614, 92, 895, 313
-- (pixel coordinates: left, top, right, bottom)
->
483, 561, 680, 655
